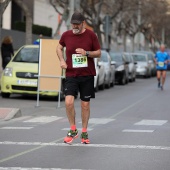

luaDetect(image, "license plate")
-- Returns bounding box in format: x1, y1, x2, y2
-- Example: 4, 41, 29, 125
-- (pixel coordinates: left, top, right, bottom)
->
17, 80, 37, 86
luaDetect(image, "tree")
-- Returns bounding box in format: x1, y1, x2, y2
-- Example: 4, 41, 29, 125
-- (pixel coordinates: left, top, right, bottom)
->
13, 0, 32, 44
0, 0, 11, 41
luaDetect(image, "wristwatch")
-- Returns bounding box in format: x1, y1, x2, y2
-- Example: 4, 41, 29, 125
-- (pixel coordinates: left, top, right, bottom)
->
86, 51, 90, 57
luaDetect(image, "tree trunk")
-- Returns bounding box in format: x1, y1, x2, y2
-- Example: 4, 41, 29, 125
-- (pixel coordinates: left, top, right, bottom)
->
13, 0, 32, 44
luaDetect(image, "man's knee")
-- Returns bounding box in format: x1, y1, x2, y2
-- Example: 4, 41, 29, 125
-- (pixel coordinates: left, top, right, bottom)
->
81, 101, 90, 111
65, 96, 74, 108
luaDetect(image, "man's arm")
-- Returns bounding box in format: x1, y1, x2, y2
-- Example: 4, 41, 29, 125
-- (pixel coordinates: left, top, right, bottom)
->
75, 48, 101, 58
56, 43, 67, 69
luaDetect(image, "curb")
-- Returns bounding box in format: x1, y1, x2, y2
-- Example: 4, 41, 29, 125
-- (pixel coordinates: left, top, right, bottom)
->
0, 108, 22, 121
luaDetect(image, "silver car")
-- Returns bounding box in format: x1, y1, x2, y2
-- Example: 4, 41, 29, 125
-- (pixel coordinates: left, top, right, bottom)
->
124, 52, 137, 82
132, 53, 152, 78
135, 51, 156, 76
99, 50, 115, 88
94, 58, 105, 91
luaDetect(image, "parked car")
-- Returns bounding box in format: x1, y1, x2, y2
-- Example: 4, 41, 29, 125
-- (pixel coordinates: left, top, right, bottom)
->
124, 52, 137, 82
99, 50, 115, 88
135, 51, 156, 76
0, 45, 63, 98
109, 52, 129, 85
94, 58, 105, 92
132, 53, 152, 78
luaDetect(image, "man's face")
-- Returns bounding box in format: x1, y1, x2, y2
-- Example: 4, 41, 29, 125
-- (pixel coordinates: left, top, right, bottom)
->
160, 46, 165, 52
72, 23, 83, 34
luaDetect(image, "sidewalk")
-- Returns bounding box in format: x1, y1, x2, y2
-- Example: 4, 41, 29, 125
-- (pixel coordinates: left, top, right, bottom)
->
0, 107, 22, 121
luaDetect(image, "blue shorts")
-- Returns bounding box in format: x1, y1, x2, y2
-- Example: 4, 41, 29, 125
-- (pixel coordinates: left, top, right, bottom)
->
64, 76, 95, 101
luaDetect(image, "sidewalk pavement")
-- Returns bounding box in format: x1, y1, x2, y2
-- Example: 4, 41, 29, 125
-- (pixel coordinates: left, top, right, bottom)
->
0, 108, 22, 121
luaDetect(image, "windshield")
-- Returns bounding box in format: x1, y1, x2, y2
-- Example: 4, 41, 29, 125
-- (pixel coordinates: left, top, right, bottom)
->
13, 47, 39, 63
132, 54, 146, 62
100, 51, 108, 62
109, 53, 123, 62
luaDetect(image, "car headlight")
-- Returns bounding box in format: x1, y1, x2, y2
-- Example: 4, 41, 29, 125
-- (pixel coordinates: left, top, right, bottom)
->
116, 65, 124, 71
4, 67, 13, 77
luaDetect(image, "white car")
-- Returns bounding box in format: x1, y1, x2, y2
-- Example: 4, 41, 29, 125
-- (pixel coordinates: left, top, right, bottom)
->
99, 50, 115, 88
124, 52, 137, 82
94, 58, 105, 92
132, 53, 152, 78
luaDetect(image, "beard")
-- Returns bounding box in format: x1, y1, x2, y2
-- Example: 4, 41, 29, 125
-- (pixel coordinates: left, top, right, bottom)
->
72, 28, 80, 34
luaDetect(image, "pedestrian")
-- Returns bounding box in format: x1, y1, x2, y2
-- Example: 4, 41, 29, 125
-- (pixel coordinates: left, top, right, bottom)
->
56, 11, 101, 144
1, 36, 14, 69
154, 44, 169, 90
33, 34, 43, 45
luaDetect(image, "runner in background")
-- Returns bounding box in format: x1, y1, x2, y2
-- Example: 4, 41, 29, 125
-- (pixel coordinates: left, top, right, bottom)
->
154, 44, 169, 90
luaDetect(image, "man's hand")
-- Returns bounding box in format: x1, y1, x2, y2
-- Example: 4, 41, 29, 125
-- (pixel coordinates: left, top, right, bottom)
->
60, 60, 67, 69
75, 48, 86, 55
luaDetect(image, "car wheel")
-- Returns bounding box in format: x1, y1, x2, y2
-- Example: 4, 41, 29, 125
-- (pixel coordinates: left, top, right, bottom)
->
110, 77, 114, 87
100, 76, 105, 90
95, 79, 99, 92
105, 76, 111, 89
1, 92, 10, 98
120, 73, 126, 85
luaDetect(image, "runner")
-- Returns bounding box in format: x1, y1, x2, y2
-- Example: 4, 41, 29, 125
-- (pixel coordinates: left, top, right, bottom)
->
56, 11, 101, 144
154, 44, 169, 90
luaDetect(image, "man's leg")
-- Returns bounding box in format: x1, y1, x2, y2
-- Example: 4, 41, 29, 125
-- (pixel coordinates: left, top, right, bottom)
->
81, 101, 90, 129
161, 70, 167, 90
65, 95, 76, 126
157, 70, 161, 88
64, 95, 78, 143
81, 100, 90, 144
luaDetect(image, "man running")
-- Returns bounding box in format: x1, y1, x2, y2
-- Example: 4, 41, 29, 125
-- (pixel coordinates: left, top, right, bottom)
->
154, 44, 169, 90
56, 11, 101, 144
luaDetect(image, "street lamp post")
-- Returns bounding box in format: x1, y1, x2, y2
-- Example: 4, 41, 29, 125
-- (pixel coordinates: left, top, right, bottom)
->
137, 0, 141, 50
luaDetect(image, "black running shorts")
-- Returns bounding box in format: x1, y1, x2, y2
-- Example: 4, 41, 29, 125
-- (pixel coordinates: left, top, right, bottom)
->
64, 76, 95, 101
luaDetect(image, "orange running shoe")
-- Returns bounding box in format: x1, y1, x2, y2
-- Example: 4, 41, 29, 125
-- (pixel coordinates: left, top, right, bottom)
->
64, 129, 78, 144
81, 132, 90, 144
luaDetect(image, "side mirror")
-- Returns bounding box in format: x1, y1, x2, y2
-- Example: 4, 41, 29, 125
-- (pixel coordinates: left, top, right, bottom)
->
148, 60, 152, 64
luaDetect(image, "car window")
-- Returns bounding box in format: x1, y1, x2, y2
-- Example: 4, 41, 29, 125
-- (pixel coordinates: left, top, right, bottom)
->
124, 54, 132, 62
101, 51, 108, 62
109, 53, 123, 62
132, 54, 146, 61
13, 47, 39, 63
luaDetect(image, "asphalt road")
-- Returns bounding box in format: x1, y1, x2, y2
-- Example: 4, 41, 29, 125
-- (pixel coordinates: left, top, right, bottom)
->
0, 74, 170, 170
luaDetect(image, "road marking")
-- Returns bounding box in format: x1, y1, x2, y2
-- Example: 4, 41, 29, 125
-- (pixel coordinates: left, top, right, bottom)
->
23, 116, 63, 123
83, 118, 115, 124
135, 120, 168, 126
62, 128, 93, 131
0, 141, 170, 151
0, 127, 33, 130
122, 129, 154, 133
0, 168, 85, 170
0, 94, 155, 164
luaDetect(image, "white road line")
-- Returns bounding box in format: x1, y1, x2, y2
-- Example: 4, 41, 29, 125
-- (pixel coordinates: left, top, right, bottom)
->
0, 168, 85, 170
85, 118, 115, 124
0, 141, 170, 151
122, 129, 154, 133
0, 127, 33, 130
135, 120, 168, 126
62, 128, 93, 131
23, 116, 63, 123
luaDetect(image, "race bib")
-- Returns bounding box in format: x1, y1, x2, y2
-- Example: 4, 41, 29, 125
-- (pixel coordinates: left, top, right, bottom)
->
158, 62, 164, 67
72, 54, 88, 68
